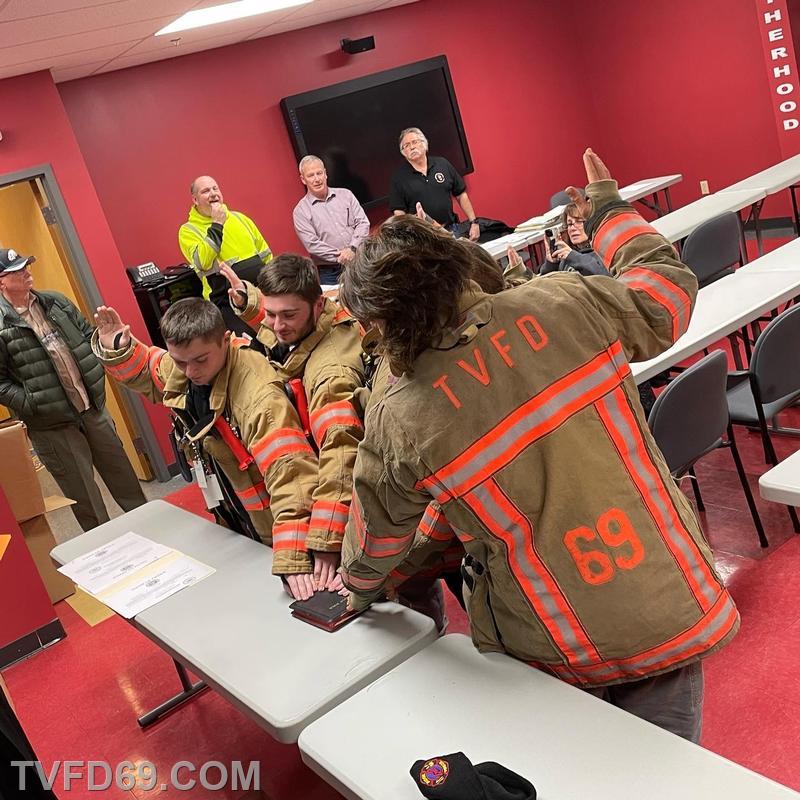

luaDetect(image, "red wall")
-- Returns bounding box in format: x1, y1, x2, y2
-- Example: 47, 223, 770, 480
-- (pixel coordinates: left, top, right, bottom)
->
57, 0, 596, 273
579, 0, 791, 217
0, 70, 172, 462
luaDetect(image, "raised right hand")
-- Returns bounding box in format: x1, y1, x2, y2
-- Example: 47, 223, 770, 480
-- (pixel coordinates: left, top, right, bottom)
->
219, 262, 246, 308
564, 148, 612, 219
94, 306, 130, 351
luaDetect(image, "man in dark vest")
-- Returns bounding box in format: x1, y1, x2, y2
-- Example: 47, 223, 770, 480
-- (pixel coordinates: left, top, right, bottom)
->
0, 247, 145, 531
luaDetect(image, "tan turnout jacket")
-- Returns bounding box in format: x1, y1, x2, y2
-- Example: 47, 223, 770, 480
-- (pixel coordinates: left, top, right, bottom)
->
235, 292, 366, 553
92, 334, 318, 575
342, 179, 738, 687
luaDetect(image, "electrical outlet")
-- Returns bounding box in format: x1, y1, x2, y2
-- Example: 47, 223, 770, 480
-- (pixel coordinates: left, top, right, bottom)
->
699, 180, 710, 195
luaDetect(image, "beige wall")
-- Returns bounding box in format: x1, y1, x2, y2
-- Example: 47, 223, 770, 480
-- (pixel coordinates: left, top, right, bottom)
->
0, 181, 151, 479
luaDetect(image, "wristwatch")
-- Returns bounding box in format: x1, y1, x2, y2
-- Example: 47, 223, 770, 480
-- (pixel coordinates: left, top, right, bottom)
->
468, 219, 478, 225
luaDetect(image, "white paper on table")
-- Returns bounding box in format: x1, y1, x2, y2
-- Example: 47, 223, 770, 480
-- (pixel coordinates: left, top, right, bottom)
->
57, 531, 172, 594
92, 551, 215, 619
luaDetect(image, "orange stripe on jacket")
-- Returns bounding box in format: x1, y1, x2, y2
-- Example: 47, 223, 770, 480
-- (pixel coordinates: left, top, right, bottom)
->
620, 267, 692, 342
310, 400, 363, 447
547, 592, 738, 685
271, 521, 309, 551
593, 212, 659, 267
251, 428, 314, 474
148, 349, 166, 392
107, 342, 149, 382
595, 387, 719, 613
418, 342, 630, 502
464, 479, 600, 667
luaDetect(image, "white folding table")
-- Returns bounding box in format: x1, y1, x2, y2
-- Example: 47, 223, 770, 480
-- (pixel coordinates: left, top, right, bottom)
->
631, 269, 800, 384
719, 154, 800, 253
299, 635, 798, 800
735, 232, 800, 275
483, 175, 684, 265
759, 449, 800, 507
619, 173, 682, 214
650, 188, 767, 245
50, 501, 437, 742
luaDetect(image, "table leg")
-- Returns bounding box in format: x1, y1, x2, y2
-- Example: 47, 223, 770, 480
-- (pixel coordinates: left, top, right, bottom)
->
664, 186, 674, 213
752, 199, 765, 257
137, 658, 208, 728
737, 213, 749, 264
790, 185, 800, 237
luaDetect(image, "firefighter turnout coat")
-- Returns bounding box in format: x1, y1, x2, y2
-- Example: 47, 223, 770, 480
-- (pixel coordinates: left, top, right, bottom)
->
341, 179, 739, 688
92, 333, 318, 575
235, 292, 365, 553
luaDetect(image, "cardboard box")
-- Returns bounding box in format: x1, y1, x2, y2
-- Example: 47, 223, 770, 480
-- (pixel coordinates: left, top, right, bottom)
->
0, 421, 46, 522
20, 498, 76, 604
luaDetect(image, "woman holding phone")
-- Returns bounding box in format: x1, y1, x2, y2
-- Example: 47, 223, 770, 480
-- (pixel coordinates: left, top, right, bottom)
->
541, 203, 609, 276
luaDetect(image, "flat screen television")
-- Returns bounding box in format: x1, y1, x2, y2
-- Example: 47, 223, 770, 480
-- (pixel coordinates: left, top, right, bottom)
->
280, 56, 472, 209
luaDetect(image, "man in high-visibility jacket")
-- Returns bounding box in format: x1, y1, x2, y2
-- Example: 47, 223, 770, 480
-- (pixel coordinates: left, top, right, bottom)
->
178, 175, 272, 335
339, 149, 737, 742
92, 297, 339, 601
222, 254, 365, 591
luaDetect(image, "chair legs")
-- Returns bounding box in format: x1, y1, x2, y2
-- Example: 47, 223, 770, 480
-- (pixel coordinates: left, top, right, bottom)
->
789, 504, 800, 535
687, 466, 705, 512
758, 418, 779, 465
727, 425, 769, 548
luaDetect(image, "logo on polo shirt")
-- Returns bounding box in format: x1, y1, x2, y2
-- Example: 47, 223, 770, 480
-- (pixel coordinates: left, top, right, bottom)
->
419, 758, 449, 787
434, 172, 445, 183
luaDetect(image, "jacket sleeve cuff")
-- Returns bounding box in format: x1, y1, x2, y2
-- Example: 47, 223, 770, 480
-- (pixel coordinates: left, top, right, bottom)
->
234, 281, 265, 325
271, 549, 313, 575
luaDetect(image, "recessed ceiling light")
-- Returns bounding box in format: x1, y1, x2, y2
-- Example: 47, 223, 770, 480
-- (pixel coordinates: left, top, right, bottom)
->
155, 0, 313, 36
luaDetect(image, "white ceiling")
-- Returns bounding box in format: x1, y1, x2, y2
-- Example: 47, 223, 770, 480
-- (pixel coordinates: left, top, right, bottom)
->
0, 0, 418, 83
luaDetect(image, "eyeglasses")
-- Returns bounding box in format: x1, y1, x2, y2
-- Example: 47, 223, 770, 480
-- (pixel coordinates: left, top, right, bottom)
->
401, 138, 425, 150
566, 218, 585, 229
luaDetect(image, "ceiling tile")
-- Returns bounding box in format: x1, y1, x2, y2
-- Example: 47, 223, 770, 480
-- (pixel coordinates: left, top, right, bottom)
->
50, 59, 113, 82
93, 30, 248, 72
1, 0, 131, 19
0, 1, 197, 47
124, 13, 285, 54
0, 17, 178, 68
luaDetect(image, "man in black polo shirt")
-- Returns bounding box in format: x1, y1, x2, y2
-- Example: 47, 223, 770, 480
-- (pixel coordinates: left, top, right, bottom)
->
389, 127, 480, 240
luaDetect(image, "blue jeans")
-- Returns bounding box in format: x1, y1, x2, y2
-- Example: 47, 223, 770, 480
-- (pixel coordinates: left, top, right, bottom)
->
317, 264, 341, 286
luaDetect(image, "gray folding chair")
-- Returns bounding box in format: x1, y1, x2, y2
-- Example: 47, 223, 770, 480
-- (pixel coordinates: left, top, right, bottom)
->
681, 212, 742, 288
648, 350, 768, 548
549, 189, 582, 209
726, 303, 800, 533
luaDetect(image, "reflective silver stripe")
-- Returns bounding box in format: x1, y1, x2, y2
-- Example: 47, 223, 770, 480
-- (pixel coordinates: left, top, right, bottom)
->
363, 533, 414, 556
272, 527, 307, 545
620, 270, 691, 337
311, 507, 349, 526
259, 248, 272, 261
599, 389, 717, 608
184, 222, 219, 253
467, 482, 597, 667
440, 353, 623, 496
252, 431, 310, 473
310, 405, 360, 440
594, 215, 655, 263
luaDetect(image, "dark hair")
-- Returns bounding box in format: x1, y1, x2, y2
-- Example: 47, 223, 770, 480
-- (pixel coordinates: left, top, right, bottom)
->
340, 215, 472, 375
160, 298, 226, 346
256, 253, 322, 305
463, 241, 504, 295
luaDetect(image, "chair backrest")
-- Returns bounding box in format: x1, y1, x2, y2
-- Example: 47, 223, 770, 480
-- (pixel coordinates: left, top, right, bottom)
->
647, 350, 730, 475
681, 212, 741, 287
549, 190, 572, 209
750, 303, 800, 403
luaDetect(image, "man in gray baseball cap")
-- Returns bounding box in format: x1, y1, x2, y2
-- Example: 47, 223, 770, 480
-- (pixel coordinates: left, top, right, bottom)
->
0, 246, 145, 530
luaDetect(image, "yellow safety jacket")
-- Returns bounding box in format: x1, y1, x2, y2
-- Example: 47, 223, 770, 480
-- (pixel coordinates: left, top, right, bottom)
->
178, 206, 272, 301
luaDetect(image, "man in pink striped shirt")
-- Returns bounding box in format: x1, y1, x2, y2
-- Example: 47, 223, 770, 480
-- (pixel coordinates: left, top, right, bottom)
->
292, 155, 370, 286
